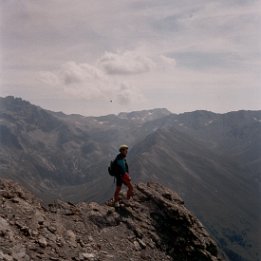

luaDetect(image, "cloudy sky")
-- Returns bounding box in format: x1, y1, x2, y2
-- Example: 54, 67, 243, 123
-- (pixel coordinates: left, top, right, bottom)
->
1, 0, 260, 116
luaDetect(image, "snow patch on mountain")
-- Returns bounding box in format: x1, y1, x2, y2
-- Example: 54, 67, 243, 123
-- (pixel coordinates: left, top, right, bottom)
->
253, 117, 261, 122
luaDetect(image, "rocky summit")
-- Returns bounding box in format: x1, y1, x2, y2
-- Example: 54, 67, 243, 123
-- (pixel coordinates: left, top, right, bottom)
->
0, 179, 225, 261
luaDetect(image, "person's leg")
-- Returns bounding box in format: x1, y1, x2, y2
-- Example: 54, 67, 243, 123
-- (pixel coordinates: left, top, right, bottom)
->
126, 182, 134, 199
114, 176, 123, 202
122, 174, 134, 199
114, 186, 122, 202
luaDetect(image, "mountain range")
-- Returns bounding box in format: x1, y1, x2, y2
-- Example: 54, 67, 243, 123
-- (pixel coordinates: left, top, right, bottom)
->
0, 96, 260, 261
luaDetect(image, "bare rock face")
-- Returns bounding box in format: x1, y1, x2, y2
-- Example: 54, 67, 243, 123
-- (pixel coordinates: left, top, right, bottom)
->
0, 179, 226, 261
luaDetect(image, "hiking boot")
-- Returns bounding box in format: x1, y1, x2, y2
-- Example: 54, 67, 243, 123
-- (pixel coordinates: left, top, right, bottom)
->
114, 202, 120, 208
106, 199, 115, 207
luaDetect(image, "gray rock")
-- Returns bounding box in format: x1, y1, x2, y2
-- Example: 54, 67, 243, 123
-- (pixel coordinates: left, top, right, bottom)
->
79, 252, 96, 260
12, 245, 26, 260
137, 238, 146, 249
0, 251, 13, 261
38, 236, 48, 248
133, 241, 141, 251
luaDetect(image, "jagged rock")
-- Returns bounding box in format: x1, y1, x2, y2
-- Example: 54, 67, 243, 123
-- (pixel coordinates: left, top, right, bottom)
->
0, 251, 13, 261
134, 240, 141, 251
79, 252, 96, 260
65, 229, 77, 246
47, 225, 57, 233
38, 236, 48, 248
137, 238, 146, 249
0, 178, 226, 260
11, 244, 27, 260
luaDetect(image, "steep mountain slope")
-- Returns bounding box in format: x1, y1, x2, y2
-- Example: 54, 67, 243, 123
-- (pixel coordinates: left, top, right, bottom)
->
0, 96, 260, 261
128, 127, 259, 261
0, 179, 226, 261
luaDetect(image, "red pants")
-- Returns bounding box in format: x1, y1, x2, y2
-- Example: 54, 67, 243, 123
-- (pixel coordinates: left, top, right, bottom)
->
114, 173, 134, 202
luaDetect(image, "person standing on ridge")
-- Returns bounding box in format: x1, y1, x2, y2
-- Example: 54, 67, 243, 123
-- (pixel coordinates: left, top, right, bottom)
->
113, 144, 134, 204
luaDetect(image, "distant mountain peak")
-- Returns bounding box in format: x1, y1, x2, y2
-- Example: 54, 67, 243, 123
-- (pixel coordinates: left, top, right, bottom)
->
0, 96, 33, 110
118, 108, 172, 123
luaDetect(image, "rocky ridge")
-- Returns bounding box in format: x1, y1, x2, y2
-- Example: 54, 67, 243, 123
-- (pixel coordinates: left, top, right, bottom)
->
0, 179, 225, 261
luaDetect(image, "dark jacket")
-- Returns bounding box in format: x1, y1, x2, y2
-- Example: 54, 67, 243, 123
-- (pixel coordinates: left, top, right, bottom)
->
115, 153, 129, 177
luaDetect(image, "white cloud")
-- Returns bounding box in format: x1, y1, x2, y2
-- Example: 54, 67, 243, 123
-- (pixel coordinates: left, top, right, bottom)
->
39, 71, 60, 86
115, 83, 144, 105
60, 62, 104, 85
98, 50, 176, 75
98, 50, 156, 75
39, 60, 145, 105
158, 55, 177, 68
39, 50, 177, 106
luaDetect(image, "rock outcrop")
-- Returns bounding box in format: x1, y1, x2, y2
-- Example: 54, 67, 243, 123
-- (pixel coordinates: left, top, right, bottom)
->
0, 179, 225, 261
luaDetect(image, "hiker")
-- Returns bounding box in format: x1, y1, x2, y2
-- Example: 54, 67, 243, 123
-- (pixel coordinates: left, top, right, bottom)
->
113, 144, 134, 203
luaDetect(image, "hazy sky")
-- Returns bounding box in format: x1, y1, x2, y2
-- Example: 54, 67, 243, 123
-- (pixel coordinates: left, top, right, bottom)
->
1, 0, 260, 116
